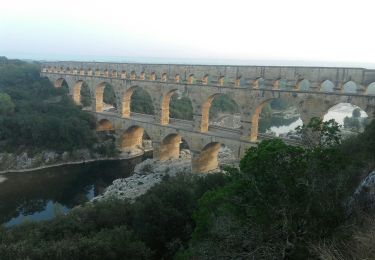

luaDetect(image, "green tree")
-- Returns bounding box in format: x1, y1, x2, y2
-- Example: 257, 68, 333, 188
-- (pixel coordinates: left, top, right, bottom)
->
183, 118, 354, 259
352, 108, 361, 118
0, 93, 15, 115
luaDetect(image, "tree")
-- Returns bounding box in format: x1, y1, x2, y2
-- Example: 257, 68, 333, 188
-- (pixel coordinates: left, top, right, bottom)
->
0, 93, 15, 115
352, 108, 361, 118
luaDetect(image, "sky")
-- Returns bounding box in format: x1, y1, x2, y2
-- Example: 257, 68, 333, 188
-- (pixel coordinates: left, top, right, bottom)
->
1, 0, 375, 67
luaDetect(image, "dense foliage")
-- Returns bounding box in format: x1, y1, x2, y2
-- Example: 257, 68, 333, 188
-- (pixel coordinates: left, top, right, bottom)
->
170, 94, 193, 120
181, 118, 375, 259
1, 118, 374, 259
130, 87, 154, 115
0, 57, 97, 152
0, 173, 229, 259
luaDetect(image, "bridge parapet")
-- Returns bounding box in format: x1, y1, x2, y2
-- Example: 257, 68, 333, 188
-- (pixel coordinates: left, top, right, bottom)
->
41, 62, 375, 93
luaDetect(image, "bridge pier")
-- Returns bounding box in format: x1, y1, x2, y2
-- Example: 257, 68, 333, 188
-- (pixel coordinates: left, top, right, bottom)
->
191, 142, 221, 173
153, 133, 181, 161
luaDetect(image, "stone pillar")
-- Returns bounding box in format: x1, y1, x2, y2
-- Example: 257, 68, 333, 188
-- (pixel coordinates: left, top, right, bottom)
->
152, 141, 161, 160
72, 83, 81, 105
155, 134, 181, 161
334, 82, 344, 92
357, 84, 367, 95
239, 111, 252, 141
235, 78, 241, 87
94, 87, 104, 112
120, 89, 133, 118
193, 114, 202, 132
310, 82, 320, 92
191, 143, 221, 173
199, 102, 211, 132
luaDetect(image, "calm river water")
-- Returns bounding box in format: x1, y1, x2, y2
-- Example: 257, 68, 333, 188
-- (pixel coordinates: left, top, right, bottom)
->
0, 156, 147, 227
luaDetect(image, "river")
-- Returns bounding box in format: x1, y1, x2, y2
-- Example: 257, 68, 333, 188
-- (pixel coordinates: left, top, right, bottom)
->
0, 155, 148, 227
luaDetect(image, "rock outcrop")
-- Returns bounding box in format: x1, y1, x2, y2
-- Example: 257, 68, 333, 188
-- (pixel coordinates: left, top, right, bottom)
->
347, 169, 375, 213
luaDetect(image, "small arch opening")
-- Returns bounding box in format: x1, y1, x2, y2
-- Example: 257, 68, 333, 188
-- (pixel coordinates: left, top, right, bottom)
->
320, 80, 335, 92
343, 81, 357, 93
296, 79, 310, 91
367, 82, 375, 95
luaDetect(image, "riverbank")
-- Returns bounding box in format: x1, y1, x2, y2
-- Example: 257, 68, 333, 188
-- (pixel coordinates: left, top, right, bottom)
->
93, 147, 237, 202
0, 149, 152, 174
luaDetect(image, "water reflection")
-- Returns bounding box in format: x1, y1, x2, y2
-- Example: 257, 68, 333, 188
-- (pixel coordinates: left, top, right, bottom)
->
0, 157, 145, 226
259, 103, 368, 137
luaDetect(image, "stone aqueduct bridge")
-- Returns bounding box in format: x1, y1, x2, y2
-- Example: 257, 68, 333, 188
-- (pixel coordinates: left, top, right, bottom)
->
41, 61, 375, 173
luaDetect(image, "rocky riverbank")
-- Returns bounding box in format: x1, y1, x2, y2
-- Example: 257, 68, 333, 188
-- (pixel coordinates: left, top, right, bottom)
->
0, 144, 152, 174
93, 147, 237, 202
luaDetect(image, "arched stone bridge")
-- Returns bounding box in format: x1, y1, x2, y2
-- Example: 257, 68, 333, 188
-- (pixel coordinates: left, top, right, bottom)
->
41, 61, 375, 172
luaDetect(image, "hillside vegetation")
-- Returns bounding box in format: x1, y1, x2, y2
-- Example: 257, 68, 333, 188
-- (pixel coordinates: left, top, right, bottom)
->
0, 116, 374, 259
0, 57, 97, 152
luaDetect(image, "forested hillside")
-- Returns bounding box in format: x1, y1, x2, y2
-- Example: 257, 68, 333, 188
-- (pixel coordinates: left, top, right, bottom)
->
0, 57, 97, 152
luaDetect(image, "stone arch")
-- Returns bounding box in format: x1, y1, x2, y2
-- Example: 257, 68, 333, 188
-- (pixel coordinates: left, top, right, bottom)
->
87, 68, 93, 76
323, 102, 369, 133
111, 70, 118, 78
366, 82, 375, 95
273, 78, 282, 90
72, 80, 91, 107
161, 89, 194, 124
200, 93, 240, 132
296, 79, 311, 91
192, 142, 221, 173
121, 86, 154, 118
140, 71, 145, 80
235, 76, 242, 87
188, 74, 195, 84
342, 81, 358, 93
175, 74, 181, 83
130, 71, 137, 80
95, 69, 101, 76
202, 74, 209, 85
161, 73, 168, 82
157, 133, 182, 161
149, 72, 156, 81
120, 125, 150, 150
94, 82, 117, 112
251, 77, 264, 89
249, 98, 302, 141
320, 79, 335, 92
54, 78, 69, 89
79, 68, 85, 75
250, 99, 274, 141
121, 70, 127, 79
96, 119, 114, 131
218, 76, 225, 86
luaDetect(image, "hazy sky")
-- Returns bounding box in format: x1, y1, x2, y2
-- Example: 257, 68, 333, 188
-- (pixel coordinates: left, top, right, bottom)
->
1, 0, 374, 67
